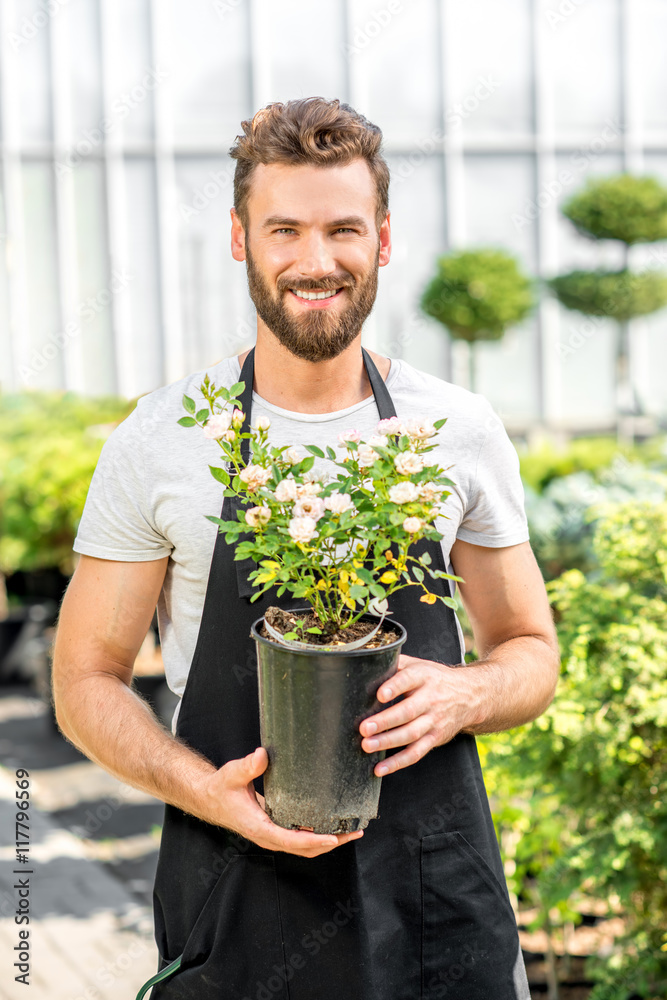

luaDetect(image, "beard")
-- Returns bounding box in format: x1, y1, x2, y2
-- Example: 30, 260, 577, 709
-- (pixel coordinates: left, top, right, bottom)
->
244, 241, 380, 363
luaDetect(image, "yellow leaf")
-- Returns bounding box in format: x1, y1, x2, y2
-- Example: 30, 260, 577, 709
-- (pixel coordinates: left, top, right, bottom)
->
343, 597, 356, 610
420, 593, 437, 604
339, 570, 349, 584
384, 550, 394, 562
352, 559, 363, 568
255, 571, 276, 584
338, 581, 350, 594
380, 571, 398, 584
316, 579, 328, 591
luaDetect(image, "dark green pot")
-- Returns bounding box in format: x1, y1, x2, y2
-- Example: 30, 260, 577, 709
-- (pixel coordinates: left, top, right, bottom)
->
252, 612, 407, 835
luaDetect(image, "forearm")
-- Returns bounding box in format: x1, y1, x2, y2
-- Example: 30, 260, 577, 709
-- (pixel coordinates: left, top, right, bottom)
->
54, 669, 217, 819
459, 634, 560, 735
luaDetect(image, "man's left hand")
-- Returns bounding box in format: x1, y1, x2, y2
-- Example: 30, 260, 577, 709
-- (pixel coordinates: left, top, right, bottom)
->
359, 654, 479, 777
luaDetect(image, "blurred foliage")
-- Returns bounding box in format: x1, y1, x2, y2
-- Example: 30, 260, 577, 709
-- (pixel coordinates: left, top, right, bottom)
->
561, 174, 667, 245
420, 247, 534, 343
519, 435, 667, 494
547, 269, 667, 321
483, 500, 667, 998
0, 393, 133, 575
520, 436, 667, 579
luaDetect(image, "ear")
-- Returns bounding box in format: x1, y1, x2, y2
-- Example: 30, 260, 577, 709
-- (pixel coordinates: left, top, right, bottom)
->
231, 208, 246, 262
378, 212, 391, 268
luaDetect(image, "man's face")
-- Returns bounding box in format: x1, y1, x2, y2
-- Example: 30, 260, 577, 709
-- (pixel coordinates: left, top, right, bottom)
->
232, 159, 391, 362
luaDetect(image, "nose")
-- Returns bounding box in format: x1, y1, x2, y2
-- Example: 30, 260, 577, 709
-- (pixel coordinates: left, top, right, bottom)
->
295, 231, 336, 280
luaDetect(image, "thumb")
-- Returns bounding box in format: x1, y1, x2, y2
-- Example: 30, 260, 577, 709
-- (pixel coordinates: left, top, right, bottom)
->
243, 746, 268, 779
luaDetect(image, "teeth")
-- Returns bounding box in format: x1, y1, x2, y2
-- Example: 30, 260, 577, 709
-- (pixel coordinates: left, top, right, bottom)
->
293, 288, 339, 300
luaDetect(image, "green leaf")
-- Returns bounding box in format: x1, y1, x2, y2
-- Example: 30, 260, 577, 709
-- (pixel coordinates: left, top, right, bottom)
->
209, 465, 231, 485
283, 631, 298, 641
182, 395, 196, 414
369, 583, 386, 599
413, 566, 424, 582
306, 627, 323, 634
305, 445, 325, 458
229, 381, 245, 397
419, 552, 432, 566
326, 446, 336, 461
196, 408, 209, 422
177, 416, 197, 427
300, 455, 315, 473
433, 418, 447, 430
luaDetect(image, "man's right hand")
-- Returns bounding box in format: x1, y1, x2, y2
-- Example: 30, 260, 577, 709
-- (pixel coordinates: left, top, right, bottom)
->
197, 746, 364, 857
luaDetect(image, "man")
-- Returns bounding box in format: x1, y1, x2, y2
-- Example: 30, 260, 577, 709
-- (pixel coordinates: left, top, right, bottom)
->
53, 98, 559, 999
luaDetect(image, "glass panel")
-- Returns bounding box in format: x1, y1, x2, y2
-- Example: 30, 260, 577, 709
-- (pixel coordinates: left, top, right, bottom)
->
0, 168, 12, 389
463, 154, 537, 268
123, 158, 163, 396
558, 309, 616, 425
550, 0, 621, 135
175, 156, 253, 372
110, 0, 155, 144
172, 0, 251, 146
353, 0, 440, 145
20, 162, 63, 389
265, 0, 346, 103
62, 0, 104, 139
445, 0, 533, 135
636, 0, 667, 132
14, 0, 53, 144
377, 154, 450, 377
72, 162, 115, 395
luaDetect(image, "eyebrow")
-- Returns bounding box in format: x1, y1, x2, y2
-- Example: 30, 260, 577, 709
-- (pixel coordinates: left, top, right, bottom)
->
261, 215, 369, 230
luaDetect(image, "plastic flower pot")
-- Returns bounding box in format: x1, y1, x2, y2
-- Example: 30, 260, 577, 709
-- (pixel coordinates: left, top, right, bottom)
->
251, 611, 407, 835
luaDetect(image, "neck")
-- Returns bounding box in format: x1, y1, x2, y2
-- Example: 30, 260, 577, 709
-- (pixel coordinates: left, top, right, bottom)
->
237, 325, 391, 414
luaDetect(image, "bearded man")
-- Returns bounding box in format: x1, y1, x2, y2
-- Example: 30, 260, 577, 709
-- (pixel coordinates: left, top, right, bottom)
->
53, 97, 558, 1000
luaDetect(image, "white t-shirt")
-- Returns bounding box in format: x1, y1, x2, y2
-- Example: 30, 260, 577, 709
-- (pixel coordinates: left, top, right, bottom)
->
73, 355, 529, 727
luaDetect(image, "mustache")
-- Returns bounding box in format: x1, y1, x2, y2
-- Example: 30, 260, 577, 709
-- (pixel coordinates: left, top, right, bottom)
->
277, 276, 355, 292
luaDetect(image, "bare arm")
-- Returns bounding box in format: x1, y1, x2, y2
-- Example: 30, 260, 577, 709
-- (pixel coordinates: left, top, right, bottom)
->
359, 540, 560, 774
52, 555, 362, 855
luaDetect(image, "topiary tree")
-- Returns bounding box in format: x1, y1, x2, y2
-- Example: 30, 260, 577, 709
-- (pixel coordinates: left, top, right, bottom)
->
548, 175, 667, 439
420, 248, 535, 392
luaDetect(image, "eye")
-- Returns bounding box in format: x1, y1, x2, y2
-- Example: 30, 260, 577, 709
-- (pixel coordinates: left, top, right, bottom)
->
334, 228, 355, 234
275, 228, 296, 235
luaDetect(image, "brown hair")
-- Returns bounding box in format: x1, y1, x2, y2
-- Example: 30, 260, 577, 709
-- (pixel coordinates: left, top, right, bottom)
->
229, 97, 390, 231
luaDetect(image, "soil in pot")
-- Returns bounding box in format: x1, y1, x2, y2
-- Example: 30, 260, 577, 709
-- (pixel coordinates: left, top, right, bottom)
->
253, 608, 406, 835
260, 606, 399, 648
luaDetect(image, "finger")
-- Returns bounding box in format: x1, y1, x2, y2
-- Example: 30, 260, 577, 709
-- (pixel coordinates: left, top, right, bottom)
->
360, 690, 428, 738
376, 665, 427, 704
361, 715, 433, 754
252, 819, 364, 856
397, 654, 423, 670
374, 734, 437, 776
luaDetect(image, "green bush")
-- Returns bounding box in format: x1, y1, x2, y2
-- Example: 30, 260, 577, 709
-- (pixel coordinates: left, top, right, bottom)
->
0, 393, 133, 575
547, 269, 667, 321
484, 500, 667, 998
420, 248, 534, 342
562, 174, 667, 245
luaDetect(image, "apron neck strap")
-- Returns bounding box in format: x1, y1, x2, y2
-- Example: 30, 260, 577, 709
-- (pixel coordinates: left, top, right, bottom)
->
235, 345, 396, 464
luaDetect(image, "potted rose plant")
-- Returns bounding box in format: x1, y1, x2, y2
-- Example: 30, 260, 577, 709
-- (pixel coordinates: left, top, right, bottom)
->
179, 375, 458, 833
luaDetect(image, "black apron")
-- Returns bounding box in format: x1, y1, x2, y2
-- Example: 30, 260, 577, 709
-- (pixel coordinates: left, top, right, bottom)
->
145, 348, 530, 1000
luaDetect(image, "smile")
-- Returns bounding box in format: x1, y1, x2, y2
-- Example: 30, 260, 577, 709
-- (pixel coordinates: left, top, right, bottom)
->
290, 288, 343, 301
